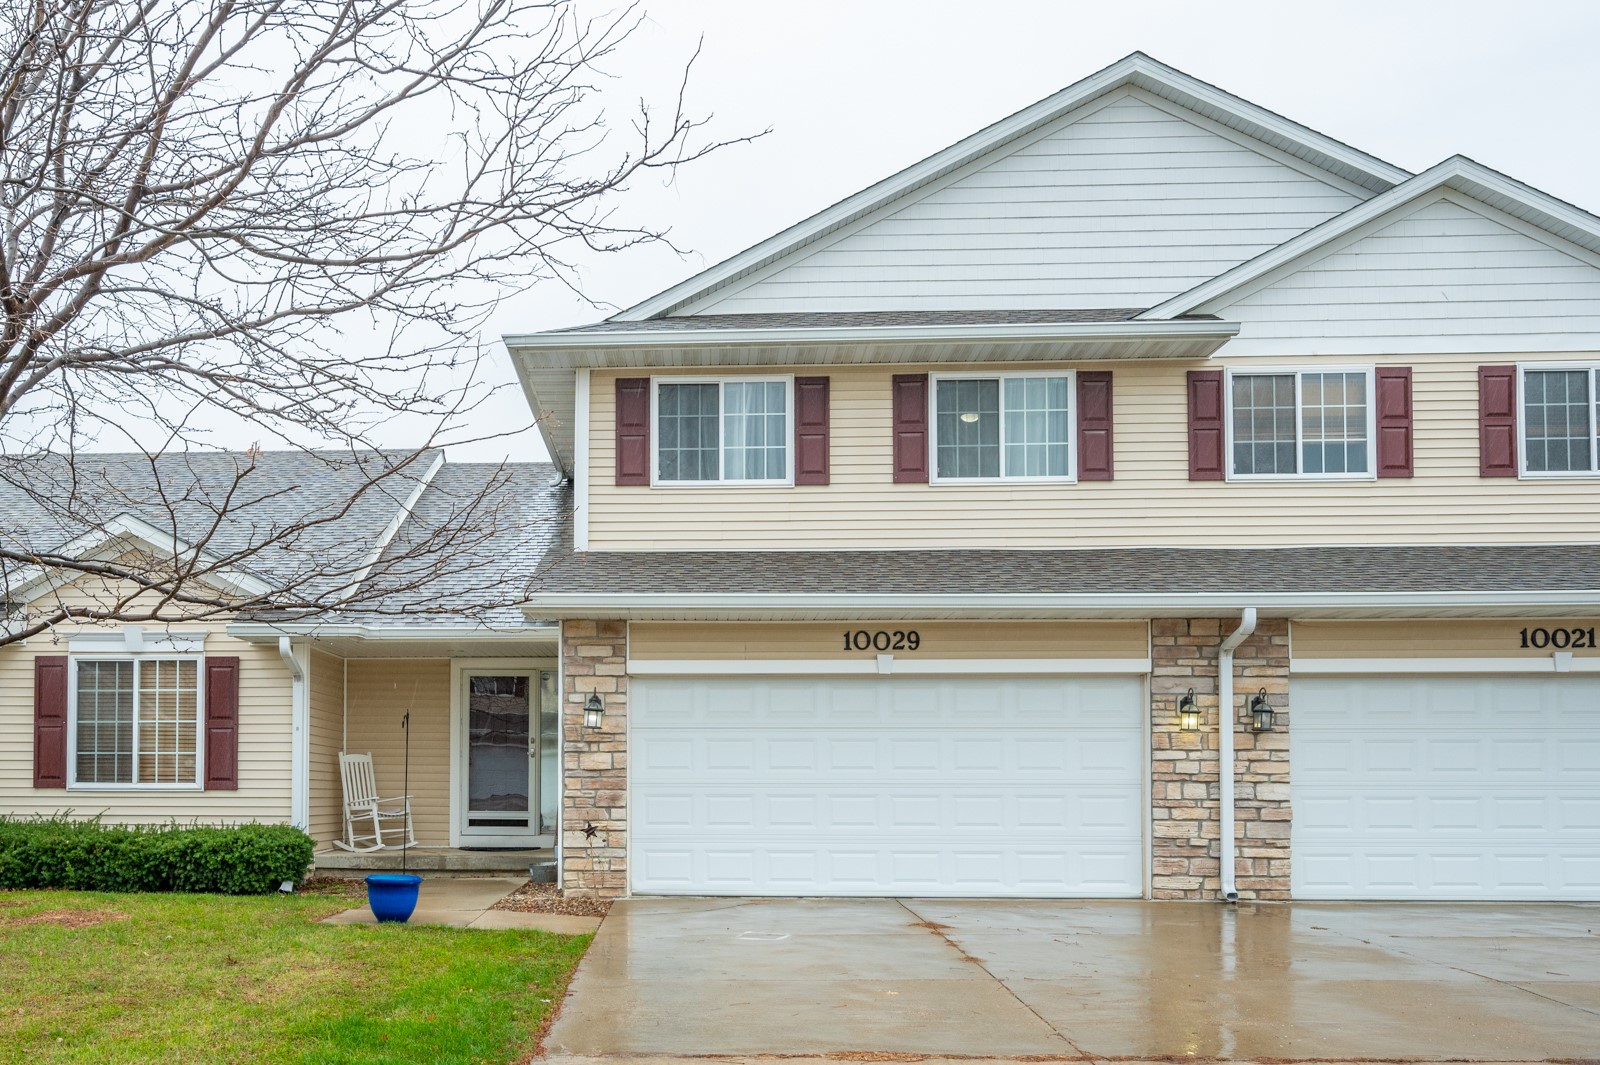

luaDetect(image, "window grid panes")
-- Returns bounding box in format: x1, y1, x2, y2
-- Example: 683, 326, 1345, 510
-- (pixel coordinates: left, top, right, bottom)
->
656, 382, 719, 482
1002, 376, 1071, 477
935, 375, 1072, 480
1231, 371, 1370, 477
1523, 368, 1598, 473
76, 659, 199, 785
722, 381, 788, 480
1231, 374, 1296, 475
1300, 372, 1369, 475
656, 380, 788, 483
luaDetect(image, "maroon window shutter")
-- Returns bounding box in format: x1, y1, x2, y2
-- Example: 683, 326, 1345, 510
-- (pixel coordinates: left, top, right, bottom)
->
1076, 371, 1114, 481
33, 656, 68, 788
793, 376, 831, 485
204, 656, 240, 791
1374, 367, 1414, 478
1187, 370, 1226, 481
614, 378, 651, 486
1479, 365, 1518, 477
891, 374, 929, 483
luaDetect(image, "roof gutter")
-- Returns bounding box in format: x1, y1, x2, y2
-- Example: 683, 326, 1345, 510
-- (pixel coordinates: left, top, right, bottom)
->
228, 621, 561, 643
519, 589, 1600, 620
505, 318, 1240, 354
1217, 608, 1257, 903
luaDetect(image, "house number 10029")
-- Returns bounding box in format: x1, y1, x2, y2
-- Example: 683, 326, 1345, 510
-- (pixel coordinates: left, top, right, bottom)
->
1520, 627, 1596, 649
842, 629, 921, 651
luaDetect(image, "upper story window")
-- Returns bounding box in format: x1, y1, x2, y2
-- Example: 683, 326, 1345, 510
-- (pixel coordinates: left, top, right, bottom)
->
1521, 365, 1600, 475
931, 372, 1076, 482
1228, 368, 1374, 479
72, 657, 201, 787
654, 376, 792, 485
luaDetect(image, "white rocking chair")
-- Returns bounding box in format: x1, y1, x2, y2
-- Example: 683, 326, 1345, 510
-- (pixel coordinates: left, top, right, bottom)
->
333, 752, 416, 852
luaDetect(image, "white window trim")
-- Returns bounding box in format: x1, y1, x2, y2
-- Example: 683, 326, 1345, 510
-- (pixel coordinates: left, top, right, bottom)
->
1516, 362, 1600, 479
649, 374, 795, 488
66, 653, 205, 791
928, 370, 1079, 485
1224, 365, 1378, 482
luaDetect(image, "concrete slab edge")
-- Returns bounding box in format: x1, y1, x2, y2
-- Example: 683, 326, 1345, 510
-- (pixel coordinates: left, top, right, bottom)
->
540, 1057, 1592, 1065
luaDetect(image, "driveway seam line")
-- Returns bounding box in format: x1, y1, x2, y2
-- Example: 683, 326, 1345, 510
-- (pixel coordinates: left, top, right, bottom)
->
895, 899, 1103, 1062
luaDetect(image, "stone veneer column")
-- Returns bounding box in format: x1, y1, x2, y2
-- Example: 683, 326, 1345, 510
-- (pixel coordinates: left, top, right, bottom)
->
1150, 617, 1291, 901
560, 620, 629, 898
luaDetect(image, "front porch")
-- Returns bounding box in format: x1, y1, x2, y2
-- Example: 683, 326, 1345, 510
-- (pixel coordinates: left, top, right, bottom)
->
314, 845, 556, 877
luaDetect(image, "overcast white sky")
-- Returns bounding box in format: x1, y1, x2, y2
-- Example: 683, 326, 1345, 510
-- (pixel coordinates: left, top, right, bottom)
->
452, 0, 1600, 464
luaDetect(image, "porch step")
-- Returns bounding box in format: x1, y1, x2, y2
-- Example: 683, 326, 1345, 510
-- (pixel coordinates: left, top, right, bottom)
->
314, 847, 555, 878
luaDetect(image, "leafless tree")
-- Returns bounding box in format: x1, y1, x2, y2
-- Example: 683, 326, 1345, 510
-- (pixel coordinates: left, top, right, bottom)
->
0, 0, 745, 645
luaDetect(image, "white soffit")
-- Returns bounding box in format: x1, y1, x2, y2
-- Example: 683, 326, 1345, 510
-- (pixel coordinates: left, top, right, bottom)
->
609, 52, 1408, 323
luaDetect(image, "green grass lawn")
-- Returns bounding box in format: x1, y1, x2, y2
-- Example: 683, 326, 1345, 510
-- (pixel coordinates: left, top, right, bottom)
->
0, 885, 591, 1065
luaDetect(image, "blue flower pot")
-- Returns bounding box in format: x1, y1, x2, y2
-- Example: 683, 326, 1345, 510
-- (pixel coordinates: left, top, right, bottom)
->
365, 874, 422, 923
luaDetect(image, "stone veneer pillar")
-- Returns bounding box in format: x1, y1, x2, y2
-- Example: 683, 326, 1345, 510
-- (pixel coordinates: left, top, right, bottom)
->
560, 620, 629, 898
1150, 617, 1291, 901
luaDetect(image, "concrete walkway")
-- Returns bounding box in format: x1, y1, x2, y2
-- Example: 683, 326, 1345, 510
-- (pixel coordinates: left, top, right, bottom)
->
321, 876, 600, 934
547, 897, 1600, 1060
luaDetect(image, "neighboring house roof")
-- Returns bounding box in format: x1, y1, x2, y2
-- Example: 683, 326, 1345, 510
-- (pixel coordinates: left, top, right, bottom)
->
522, 546, 1600, 616
0, 450, 567, 631
1141, 156, 1600, 320
609, 52, 1409, 322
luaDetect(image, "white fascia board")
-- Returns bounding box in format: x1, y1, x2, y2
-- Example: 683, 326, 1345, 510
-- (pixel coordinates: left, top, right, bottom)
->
336, 451, 446, 603
8, 512, 276, 604
224, 621, 561, 643
1292, 656, 1600, 674
628, 657, 1152, 676
505, 318, 1241, 356
1140, 156, 1600, 320
520, 590, 1600, 620
611, 53, 1407, 323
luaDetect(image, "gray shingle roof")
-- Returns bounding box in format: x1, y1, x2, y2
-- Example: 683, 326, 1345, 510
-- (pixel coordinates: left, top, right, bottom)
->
528, 545, 1600, 597
547, 309, 1220, 334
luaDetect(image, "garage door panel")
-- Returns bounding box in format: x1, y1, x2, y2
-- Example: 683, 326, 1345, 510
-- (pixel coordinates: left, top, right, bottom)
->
1293, 674, 1600, 900
631, 675, 1144, 897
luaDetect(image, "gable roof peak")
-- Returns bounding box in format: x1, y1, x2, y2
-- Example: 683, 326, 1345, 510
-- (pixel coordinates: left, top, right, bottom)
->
607, 53, 1411, 323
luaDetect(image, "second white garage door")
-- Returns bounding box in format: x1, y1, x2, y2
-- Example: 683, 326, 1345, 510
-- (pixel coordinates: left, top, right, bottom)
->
630, 674, 1145, 897
1293, 674, 1600, 900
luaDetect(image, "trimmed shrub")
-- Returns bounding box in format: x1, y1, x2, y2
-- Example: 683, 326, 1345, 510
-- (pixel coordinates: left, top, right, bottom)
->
0, 816, 314, 895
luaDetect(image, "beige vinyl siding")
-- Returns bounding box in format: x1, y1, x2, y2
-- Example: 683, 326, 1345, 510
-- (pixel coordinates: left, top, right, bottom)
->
1293, 620, 1600, 660
0, 599, 293, 825
587, 352, 1600, 549
687, 90, 1362, 314
629, 621, 1149, 660
307, 650, 345, 846
342, 660, 450, 846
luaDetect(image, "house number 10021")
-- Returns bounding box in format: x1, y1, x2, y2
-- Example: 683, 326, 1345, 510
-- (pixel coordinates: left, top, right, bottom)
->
842, 629, 920, 651
1520, 627, 1596, 649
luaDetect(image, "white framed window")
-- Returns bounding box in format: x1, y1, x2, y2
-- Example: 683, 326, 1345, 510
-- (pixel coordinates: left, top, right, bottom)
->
1519, 363, 1600, 477
68, 656, 203, 789
930, 371, 1077, 483
1226, 367, 1376, 480
651, 376, 793, 486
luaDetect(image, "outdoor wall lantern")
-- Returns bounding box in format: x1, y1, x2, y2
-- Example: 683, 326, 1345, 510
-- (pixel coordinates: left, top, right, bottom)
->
1177, 688, 1201, 732
583, 694, 605, 730
1248, 688, 1275, 732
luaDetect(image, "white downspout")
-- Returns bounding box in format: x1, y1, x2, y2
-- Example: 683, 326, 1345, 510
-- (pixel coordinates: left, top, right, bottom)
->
1218, 608, 1257, 903
279, 637, 310, 831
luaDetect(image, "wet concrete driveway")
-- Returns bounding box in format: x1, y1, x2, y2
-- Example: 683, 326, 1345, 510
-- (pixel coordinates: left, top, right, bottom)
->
547, 897, 1600, 1060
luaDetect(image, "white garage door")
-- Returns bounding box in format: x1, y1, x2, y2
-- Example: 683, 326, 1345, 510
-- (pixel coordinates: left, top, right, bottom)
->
1293, 674, 1600, 900
630, 674, 1144, 897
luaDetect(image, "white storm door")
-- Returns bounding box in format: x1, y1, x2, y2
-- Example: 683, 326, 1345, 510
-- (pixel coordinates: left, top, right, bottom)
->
630, 674, 1145, 897
458, 670, 556, 847
1293, 674, 1600, 900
